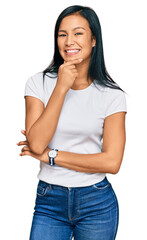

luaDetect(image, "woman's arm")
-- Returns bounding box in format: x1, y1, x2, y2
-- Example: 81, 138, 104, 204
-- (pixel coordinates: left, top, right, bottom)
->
55, 112, 126, 174
20, 112, 126, 174
25, 59, 82, 155
25, 85, 67, 155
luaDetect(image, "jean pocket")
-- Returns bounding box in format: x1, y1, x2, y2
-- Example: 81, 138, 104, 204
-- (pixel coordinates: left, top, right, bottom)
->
37, 181, 48, 197
92, 178, 111, 191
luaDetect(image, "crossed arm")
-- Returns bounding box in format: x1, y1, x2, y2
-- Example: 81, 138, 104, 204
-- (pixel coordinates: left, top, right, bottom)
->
18, 86, 126, 174
54, 111, 126, 174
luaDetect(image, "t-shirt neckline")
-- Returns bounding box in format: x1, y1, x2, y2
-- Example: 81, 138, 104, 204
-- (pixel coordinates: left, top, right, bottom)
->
69, 80, 95, 92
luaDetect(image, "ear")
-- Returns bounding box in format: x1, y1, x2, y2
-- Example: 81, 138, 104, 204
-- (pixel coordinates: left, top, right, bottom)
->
92, 35, 96, 47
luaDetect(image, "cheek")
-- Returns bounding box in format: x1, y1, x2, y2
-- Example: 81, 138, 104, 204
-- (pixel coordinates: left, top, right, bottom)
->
57, 40, 65, 59
57, 39, 63, 51
81, 36, 93, 50
82, 42, 93, 54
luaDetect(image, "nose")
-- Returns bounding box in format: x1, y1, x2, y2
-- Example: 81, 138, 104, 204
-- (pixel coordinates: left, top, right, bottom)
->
65, 34, 74, 46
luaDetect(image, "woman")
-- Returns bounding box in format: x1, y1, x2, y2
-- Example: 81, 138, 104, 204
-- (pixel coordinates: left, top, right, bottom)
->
17, 5, 127, 240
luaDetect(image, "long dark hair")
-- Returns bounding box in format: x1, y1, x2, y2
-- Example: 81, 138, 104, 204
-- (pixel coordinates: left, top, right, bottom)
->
43, 5, 123, 91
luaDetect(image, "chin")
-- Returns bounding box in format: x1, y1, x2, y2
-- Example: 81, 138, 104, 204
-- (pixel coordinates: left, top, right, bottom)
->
65, 56, 83, 62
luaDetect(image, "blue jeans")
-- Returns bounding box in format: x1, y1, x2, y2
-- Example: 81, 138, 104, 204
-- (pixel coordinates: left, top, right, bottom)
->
30, 177, 119, 240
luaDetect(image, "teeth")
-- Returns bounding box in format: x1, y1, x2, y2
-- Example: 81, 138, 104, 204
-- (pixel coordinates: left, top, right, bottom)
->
66, 50, 80, 53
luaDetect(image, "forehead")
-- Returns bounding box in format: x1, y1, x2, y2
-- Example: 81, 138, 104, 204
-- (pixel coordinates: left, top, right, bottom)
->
59, 14, 90, 31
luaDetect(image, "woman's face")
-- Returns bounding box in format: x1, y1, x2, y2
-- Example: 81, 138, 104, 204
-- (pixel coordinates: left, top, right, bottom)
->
57, 14, 96, 63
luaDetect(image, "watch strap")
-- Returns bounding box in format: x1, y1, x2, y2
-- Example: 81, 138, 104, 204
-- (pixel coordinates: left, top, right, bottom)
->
49, 149, 58, 166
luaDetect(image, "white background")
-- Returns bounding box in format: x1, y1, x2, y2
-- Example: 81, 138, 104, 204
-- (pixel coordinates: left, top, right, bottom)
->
0, 0, 147, 239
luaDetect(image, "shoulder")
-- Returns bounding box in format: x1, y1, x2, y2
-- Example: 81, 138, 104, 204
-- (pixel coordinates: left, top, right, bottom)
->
104, 87, 127, 108
24, 72, 58, 104
93, 81, 126, 100
25, 72, 43, 88
26, 72, 57, 88
93, 82, 127, 118
24, 72, 44, 102
104, 87, 127, 118
43, 72, 58, 88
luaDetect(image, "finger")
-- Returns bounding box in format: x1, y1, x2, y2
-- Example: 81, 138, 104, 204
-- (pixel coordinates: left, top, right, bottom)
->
71, 69, 78, 73
17, 140, 28, 146
64, 58, 83, 66
21, 129, 26, 136
20, 150, 32, 157
68, 65, 76, 69
20, 150, 39, 160
21, 146, 30, 152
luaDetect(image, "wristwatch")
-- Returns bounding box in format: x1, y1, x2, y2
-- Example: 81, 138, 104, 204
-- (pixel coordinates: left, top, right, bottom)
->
48, 149, 58, 166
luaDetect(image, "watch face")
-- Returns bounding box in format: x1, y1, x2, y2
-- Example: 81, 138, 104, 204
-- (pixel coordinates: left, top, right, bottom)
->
49, 150, 57, 158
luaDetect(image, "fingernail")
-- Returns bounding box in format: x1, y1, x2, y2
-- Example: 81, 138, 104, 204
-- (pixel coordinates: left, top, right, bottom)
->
79, 58, 83, 61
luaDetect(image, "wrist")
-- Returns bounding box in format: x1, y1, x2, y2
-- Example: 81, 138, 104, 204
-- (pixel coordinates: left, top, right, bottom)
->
48, 148, 58, 166
54, 150, 61, 164
55, 83, 68, 95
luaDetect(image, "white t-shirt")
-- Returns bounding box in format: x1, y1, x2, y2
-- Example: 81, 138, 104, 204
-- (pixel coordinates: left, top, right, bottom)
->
24, 72, 127, 187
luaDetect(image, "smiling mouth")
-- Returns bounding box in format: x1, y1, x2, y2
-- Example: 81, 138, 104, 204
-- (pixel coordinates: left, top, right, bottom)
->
65, 49, 81, 56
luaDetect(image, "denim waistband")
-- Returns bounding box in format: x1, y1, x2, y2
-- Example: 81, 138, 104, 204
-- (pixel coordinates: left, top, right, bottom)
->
38, 177, 108, 191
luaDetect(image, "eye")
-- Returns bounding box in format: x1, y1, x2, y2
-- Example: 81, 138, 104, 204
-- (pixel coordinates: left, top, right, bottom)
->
58, 34, 66, 37
75, 32, 83, 35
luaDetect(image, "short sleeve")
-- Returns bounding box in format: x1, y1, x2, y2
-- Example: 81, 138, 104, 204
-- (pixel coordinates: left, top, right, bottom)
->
24, 72, 44, 103
104, 88, 127, 118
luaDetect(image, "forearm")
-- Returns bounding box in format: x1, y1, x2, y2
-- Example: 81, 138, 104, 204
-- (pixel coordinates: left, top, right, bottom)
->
27, 85, 67, 154
55, 150, 120, 174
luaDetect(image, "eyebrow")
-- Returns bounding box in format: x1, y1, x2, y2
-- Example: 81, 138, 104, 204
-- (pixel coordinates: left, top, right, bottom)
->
58, 27, 86, 32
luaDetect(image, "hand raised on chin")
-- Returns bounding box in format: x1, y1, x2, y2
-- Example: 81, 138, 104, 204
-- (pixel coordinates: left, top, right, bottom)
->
56, 58, 83, 93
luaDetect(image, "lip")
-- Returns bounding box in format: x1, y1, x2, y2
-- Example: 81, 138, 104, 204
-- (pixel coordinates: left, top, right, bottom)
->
65, 49, 81, 56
